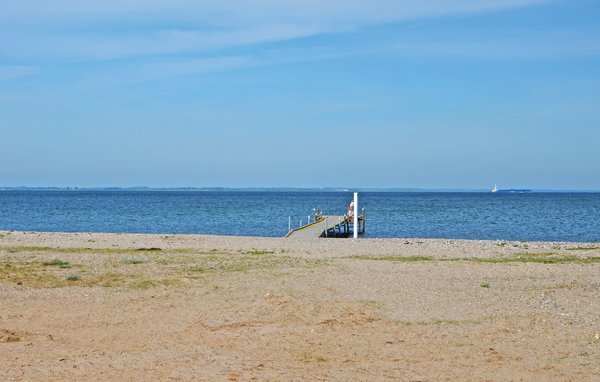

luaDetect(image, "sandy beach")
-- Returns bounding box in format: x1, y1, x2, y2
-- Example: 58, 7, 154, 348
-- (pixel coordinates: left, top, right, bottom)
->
1, 230, 599, 381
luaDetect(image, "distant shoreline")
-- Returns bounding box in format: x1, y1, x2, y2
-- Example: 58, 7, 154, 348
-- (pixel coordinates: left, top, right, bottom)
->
1, 187, 599, 193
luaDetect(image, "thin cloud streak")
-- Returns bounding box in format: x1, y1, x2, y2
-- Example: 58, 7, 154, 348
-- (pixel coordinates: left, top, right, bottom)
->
0, 0, 553, 25
0, 65, 38, 82
3, 24, 328, 61
67, 32, 600, 88
387, 38, 600, 60
70, 55, 260, 89
0, 0, 553, 62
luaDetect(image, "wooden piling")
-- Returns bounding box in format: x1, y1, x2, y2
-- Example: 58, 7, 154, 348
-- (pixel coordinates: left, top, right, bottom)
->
361, 208, 366, 233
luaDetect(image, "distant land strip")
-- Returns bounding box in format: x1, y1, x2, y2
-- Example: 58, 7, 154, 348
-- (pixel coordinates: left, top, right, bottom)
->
1, 187, 599, 193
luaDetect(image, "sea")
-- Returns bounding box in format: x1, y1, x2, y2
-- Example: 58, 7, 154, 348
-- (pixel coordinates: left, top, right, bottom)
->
0, 190, 599, 242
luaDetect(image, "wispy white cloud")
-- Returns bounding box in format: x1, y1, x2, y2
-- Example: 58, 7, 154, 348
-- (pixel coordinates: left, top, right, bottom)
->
385, 28, 600, 60
0, 1, 553, 26
139, 56, 259, 79
4, 24, 328, 61
0, 0, 553, 62
69, 55, 261, 90
4, 0, 592, 86
0, 65, 38, 82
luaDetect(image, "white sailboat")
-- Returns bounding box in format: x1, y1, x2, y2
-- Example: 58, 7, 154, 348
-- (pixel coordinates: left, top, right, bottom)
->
491, 184, 498, 193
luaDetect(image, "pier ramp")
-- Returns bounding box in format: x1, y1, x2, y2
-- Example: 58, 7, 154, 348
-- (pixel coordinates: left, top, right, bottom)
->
285, 215, 349, 238
284, 193, 365, 239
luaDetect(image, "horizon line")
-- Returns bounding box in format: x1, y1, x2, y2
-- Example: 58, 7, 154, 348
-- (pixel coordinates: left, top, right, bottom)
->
1, 186, 599, 193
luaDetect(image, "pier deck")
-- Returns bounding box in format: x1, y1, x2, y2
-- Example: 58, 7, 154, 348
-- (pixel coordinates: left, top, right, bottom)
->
285, 215, 346, 238
285, 215, 355, 238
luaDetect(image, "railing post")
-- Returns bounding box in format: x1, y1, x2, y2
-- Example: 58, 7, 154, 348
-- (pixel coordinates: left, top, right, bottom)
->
362, 208, 366, 233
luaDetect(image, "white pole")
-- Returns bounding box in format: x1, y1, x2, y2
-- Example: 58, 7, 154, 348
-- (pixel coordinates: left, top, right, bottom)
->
288, 216, 291, 232
353, 192, 358, 239
308, 214, 311, 224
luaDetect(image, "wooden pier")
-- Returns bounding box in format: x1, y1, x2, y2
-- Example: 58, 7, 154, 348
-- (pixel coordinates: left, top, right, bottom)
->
285, 210, 365, 239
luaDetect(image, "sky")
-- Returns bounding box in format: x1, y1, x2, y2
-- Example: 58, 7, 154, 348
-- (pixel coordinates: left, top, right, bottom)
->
1, 0, 599, 190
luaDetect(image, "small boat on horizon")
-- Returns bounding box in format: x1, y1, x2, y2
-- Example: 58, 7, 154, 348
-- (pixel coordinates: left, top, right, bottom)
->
492, 184, 498, 193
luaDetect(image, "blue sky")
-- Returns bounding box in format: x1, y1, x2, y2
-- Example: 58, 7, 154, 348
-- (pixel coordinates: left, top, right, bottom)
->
1, 0, 599, 189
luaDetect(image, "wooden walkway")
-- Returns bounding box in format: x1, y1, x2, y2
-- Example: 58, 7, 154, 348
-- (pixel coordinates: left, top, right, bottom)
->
285, 215, 347, 238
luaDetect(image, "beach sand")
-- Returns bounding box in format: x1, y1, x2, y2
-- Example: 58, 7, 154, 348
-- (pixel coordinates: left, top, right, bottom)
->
1, 230, 599, 381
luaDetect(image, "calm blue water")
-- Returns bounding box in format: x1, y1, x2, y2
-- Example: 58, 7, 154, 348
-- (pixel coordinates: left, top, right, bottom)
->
0, 191, 599, 242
